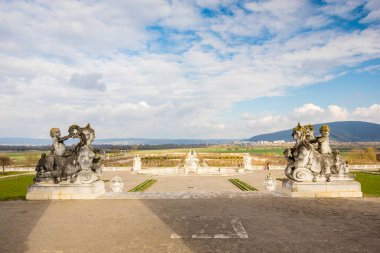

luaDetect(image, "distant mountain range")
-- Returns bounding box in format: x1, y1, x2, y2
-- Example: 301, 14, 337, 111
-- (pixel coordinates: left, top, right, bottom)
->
0, 137, 236, 146
1, 121, 379, 146
246, 121, 380, 142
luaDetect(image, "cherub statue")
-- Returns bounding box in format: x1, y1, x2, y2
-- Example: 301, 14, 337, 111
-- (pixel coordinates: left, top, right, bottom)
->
311, 125, 332, 154
50, 128, 73, 156
35, 124, 104, 184
284, 123, 348, 182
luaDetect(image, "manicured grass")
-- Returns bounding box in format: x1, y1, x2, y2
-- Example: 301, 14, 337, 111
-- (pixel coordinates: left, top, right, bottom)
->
229, 179, 257, 191
0, 175, 34, 200
128, 179, 157, 192
352, 172, 380, 197
0, 171, 31, 177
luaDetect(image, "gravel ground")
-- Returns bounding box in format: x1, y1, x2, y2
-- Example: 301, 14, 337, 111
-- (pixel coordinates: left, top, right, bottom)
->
101, 170, 286, 192
1, 196, 379, 253
1, 171, 379, 253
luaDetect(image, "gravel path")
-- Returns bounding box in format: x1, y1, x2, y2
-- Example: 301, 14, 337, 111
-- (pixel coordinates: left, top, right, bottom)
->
1, 196, 379, 253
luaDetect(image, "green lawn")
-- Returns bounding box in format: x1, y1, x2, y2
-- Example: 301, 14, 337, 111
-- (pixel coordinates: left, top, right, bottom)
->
0, 171, 32, 177
229, 178, 257, 191
2, 151, 46, 163
352, 172, 380, 197
128, 179, 157, 192
0, 175, 34, 200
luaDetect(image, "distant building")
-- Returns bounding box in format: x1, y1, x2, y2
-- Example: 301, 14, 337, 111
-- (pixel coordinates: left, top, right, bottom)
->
257, 140, 271, 145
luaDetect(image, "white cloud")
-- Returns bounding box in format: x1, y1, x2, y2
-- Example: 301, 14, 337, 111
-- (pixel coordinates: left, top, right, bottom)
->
0, 1, 379, 138
362, 0, 380, 23
353, 104, 380, 121
356, 64, 380, 73
320, 0, 366, 20
70, 73, 106, 91
294, 103, 325, 115
328, 105, 348, 121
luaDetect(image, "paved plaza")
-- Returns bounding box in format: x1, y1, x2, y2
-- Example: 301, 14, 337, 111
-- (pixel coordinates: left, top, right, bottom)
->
1, 171, 380, 253
102, 170, 285, 193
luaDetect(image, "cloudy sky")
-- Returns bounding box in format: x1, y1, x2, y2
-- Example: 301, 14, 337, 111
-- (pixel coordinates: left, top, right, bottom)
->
0, 0, 379, 139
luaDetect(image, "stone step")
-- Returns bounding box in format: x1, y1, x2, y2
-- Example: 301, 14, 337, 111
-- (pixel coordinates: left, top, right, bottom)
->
98, 190, 285, 199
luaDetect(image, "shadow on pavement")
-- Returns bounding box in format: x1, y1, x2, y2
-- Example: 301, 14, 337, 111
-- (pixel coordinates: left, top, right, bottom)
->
1, 193, 380, 252
0, 200, 51, 253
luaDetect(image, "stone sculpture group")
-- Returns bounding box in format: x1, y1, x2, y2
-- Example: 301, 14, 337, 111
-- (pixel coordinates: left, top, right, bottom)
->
34, 124, 105, 184
284, 123, 349, 182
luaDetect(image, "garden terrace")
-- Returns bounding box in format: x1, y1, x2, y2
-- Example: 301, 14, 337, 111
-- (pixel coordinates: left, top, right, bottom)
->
250, 153, 287, 166
141, 154, 186, 168
103, 155, 133, 167
341, 148, 380, 164
198, 154, 243, 167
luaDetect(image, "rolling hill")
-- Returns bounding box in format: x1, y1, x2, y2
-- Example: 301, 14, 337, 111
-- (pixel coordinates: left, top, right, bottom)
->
246, 121, 380, 142
0, 137, 235, 146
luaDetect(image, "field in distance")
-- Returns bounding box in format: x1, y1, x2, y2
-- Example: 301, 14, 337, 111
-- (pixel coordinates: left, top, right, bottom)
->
1, 144, 379, 167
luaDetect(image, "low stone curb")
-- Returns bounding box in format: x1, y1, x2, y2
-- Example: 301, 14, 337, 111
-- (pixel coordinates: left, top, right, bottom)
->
98, 190, 287, 199
0, 172, 35, 181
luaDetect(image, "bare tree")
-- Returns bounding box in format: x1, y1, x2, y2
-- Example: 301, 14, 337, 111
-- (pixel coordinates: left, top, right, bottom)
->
0, 156, 11, 172
130, 145, 139, 151
364, 147, 377, 162
25, 153, 40, 167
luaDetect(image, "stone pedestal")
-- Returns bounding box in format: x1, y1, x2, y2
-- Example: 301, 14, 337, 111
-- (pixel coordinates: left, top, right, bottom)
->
282, 179, 362, 198
26, 180, 106, 200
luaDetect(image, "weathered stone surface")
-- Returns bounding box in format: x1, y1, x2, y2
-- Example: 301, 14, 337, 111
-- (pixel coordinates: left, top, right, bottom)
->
26, 181, 105, 200
27, 124, 106, 200
184, 150, 199, 174
34, 124, 104, 184
284, 123, 349, 182
282, 179, 362, 198
243, 154, 252, 170
110, 176, 124, 193
264, 173, 277, 191
132, 155, 141, 172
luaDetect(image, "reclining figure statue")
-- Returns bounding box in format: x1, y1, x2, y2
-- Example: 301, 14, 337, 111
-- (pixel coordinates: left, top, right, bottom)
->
284, 123, 349, 182
35, 124, 105, 184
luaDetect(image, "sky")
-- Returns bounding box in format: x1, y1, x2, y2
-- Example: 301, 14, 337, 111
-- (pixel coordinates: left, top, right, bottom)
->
0, 0, 379, 139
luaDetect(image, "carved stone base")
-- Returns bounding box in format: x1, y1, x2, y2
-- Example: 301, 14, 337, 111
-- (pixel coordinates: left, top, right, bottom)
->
26, 180, 105, 200
282, 179, 362, 198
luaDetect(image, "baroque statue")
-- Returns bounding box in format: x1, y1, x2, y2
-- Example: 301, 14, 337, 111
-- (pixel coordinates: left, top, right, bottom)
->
284, 123, 349, 182
132, 155, 141, 171
34, 124, 105, 184
110, 176, 124, 193
264, 173, 277, 191
243, 154, 252, 170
